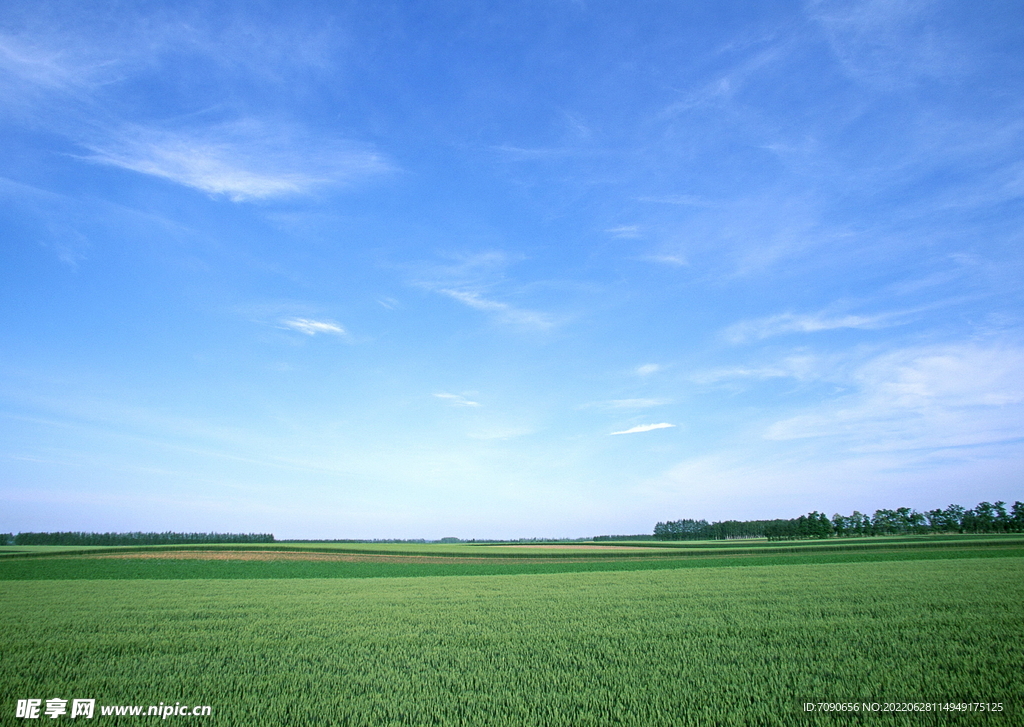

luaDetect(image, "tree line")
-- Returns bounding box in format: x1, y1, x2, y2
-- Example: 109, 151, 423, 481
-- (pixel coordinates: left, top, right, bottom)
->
655, 501, 1024, 541
6, 531, 276, 546
653, 518, 793, 541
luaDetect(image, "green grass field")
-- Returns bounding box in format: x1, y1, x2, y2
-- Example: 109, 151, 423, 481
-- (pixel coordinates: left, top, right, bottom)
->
1, 539, 1021, 725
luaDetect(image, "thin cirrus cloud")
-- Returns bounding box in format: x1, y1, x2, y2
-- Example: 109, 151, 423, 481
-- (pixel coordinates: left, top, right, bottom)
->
433, 393, 481, 407
639, 254, 688, 266
722, 310, 891, 343
82, 121, 391, 202
635, 364, 662, 376
280, 318, 345, 336
761, 342, 1024, 454
0, 33, 99, 91
809, 0, 965, 89
409, 252, 555, 330
691, 355, 823, 384
606, 225, 642, 239
636, 194, 711, 206
610, 423, 675, 435
437, 289, 554, 330
609, 399, 669, 409
0, 19, 389, 204
467, 426, 533, 440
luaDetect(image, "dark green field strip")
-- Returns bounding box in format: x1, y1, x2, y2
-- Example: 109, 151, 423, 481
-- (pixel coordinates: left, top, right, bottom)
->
0, 544, 686, 560
473, 534, 1024, 550
1, 546, 1021, 581
471, 537, 1024, 557
619, 535, 1024, 549
0, 544, 669, 560
2, 535, 1022, 561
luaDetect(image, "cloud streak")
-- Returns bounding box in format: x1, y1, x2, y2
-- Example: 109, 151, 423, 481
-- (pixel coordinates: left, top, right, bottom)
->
281, 318, 345, 336
763, 342, 1024, 452
83, 122, 389, 201
808, 0, 965, 89
438, 289, 554, 329
606, 225, 641, 239
0, 32, 103, 92
408, 252, 557, 330
0, 23, 389, 203
691, 355, 823, 384
609, 399, 669, 409
635, 364, 662, 376
610, 423, 675, 435
434, 393, 481, 407
723, 310, 892, 343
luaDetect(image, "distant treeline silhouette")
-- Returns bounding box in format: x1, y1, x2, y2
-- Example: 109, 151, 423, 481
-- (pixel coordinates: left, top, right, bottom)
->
653, 518, 788, 541
8, 531, 275, 546
655, 501, 1024, 541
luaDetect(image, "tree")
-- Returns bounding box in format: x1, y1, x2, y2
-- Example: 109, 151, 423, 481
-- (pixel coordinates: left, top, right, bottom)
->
993, 501, 1010, 533
872, 509, 899, 535
654, 519, 710, 541
656, 499, 1019, 542
943, 504, 966, 533
815, 512, 833, 539
1012, 501, 1024, 532
974, 502, 996, 533
925, 508, 947, 532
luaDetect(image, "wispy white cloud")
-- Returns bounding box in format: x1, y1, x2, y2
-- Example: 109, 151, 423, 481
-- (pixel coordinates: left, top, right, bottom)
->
635, 364, 662, 376
407, 251, 557, 330
659, 42, 788, 117
437, 289, 554, 329
636, 194, 710, 206
419, 251, 511, 280
808, 0, 967, 89
606, 225, 641, 238
467, 425, 533, 440
763, 342, 1024, 452
609, 398, 669, 409
82, 121, 389, 201
489, 145, 584, 161
579, 398, 670, 411
610, 422, 675, 435
0, 18, 388, 203
723, 310, 892, 343
643, 443, 1024, 523
0, 6, 342, 97
434, 393, 481, 407
639, 341, 1024, 520
638, 254, 688, 266
437, 289, 508, 313
41, 223, 90, 267
280, 318, 345, 336
0, 33, 107, 92
690, 356, 822, 384
631, 193, 827, 280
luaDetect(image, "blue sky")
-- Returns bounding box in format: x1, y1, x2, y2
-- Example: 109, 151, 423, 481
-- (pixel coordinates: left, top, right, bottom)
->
1, 0, 1022, 539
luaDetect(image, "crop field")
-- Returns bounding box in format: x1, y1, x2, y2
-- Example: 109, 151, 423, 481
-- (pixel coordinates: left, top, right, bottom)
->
1, 539, 1022, 725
